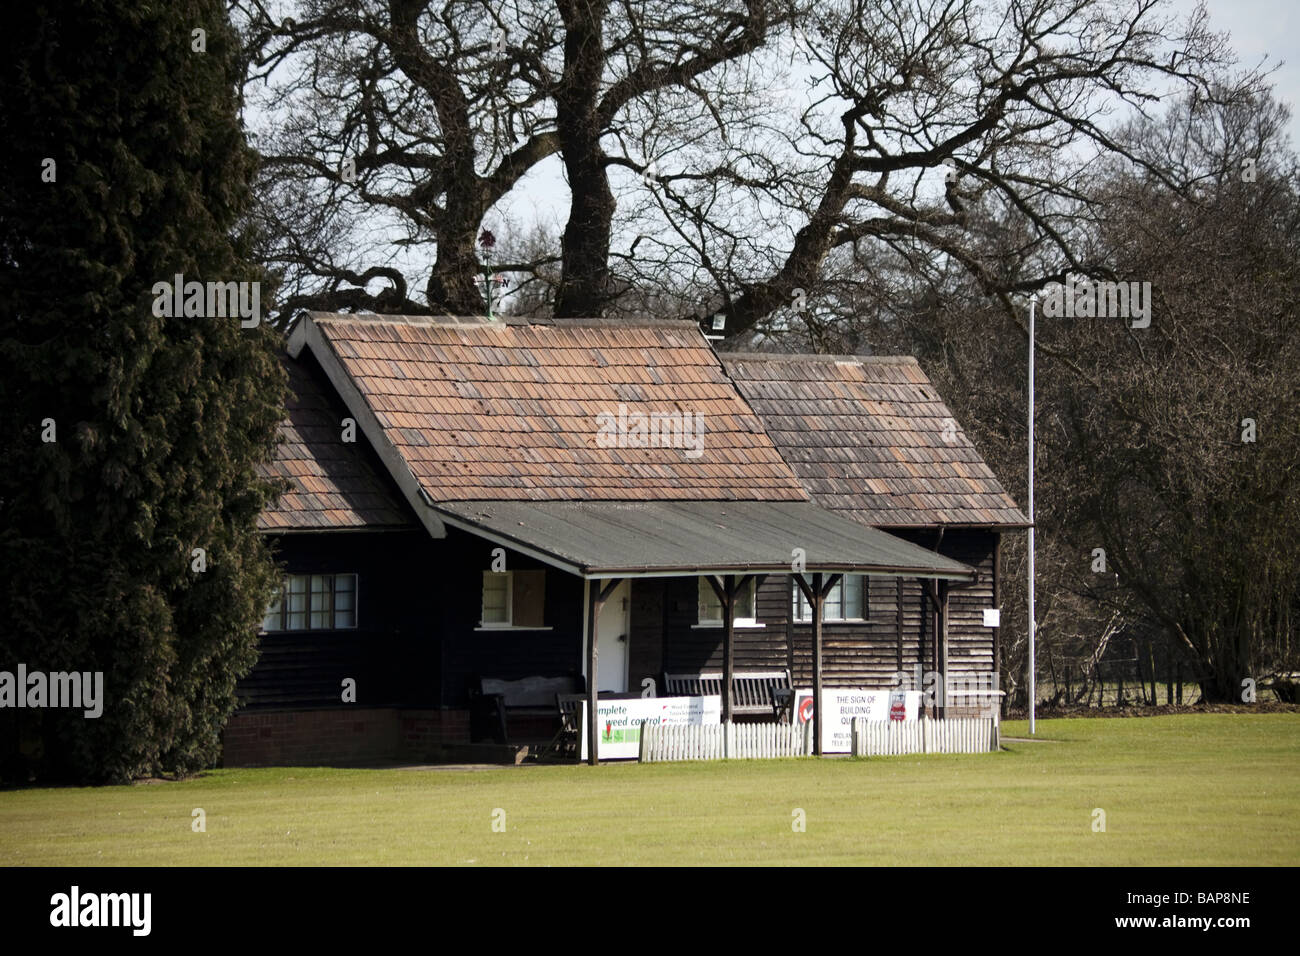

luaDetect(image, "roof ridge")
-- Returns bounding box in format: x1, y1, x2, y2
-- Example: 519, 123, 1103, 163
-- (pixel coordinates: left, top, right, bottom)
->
719, 351, 919, 365
306, 311, 701, 330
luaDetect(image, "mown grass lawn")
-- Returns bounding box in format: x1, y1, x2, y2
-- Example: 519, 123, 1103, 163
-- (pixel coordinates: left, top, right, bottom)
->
1, 714, 1296, 866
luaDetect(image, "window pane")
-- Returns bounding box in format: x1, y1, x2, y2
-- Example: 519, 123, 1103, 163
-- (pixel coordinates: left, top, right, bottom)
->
287, 576, 308, 630
512, 570, 545, 627
844, 576, 863, 619
698, 578, 722, 622
825, 580, 843, 620
738, 579, 756, 619
310, 575, 332, 629
262, 587, 283, 631
482, 572, 509, 624
335, 575, 356, 627
793, 581, 809, 622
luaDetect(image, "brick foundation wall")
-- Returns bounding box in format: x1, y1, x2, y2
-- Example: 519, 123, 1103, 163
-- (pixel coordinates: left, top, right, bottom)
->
222, 708, 474, 767
398, 709, 472, 761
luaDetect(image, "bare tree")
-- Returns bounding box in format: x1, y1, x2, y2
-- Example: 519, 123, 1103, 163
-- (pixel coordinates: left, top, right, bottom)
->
235, 0, 786, 322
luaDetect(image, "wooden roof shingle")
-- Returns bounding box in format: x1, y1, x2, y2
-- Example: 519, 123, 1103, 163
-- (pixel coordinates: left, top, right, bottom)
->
721, 353, 1028, 528
258, 354, 412, 531
301, 314, 809, 503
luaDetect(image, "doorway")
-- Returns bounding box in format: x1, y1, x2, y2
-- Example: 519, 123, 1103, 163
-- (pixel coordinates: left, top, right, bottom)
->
595, 579, 630, 693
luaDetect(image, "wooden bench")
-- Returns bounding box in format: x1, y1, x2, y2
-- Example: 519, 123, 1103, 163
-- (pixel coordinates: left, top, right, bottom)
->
469, 674, 584, 744
662, 669, 792, 718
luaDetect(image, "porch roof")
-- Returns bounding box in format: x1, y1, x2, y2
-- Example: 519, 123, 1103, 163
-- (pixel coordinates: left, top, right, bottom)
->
434, 500, 976, 580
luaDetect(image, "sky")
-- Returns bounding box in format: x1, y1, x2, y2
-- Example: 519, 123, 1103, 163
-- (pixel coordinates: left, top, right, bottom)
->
1182, 0, 1300, 144
491, 0, 1300, 246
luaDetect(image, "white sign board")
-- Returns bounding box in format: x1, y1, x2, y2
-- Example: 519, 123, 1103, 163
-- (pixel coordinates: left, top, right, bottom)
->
793, 688, 922, 754
983, 608, 1001, 627
579, 695, 721, 760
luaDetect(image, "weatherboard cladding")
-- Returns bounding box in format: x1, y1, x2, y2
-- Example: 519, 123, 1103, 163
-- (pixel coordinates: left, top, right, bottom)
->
258, 354, 411, 531
721, 353, 1027, 527
307, 314, 807, 502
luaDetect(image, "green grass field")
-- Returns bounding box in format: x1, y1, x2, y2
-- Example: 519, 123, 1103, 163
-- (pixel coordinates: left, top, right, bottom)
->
1, 714, 1296, 865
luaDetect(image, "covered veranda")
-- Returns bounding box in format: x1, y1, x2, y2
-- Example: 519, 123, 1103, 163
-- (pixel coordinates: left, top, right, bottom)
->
434, 499, 977, 763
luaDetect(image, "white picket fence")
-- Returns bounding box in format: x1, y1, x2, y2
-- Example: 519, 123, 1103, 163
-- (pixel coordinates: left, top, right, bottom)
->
850, 716, 999, 756
639, 721, 814, 762
639, 717, 999, 762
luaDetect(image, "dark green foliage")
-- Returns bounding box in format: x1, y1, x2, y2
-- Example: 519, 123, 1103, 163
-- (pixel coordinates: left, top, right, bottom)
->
0, 1, 285, 782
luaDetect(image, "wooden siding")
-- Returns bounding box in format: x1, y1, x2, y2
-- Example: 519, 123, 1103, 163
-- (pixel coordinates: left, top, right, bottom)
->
239, 528, 1000, 715
434, 527, 585, 708
654, 530, 1000, 691
237, 529, 442, 711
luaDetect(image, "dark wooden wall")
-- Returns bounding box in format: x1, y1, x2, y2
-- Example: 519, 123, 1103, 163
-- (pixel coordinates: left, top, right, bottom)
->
240, 527, 1002, 714
639, 528, 1000, 691
240, 526, 588, 713
237, 529, 444, 711
892, 528, 999, 690
434, 528, 584, 707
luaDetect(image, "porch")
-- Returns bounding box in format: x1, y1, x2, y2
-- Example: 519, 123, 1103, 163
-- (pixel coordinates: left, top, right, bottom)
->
437, 499, 980, 763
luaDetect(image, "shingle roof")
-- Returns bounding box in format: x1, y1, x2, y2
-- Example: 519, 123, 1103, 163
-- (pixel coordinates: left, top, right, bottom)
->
258, 354, 411, 531
721, 353, 1028, 528
301, 314, 809, 503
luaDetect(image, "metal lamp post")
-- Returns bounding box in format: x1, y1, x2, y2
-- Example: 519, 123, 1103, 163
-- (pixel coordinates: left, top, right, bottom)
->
1028, 294, 1037, 736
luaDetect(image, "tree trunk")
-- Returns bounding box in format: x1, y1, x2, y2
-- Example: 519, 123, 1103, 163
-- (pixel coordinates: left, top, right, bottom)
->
553, 0, 614, 318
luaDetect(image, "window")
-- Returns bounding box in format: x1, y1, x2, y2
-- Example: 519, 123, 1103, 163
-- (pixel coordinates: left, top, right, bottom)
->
262, 573, 357, 631
697, 577, 757, 626
793, 575, 866, 623
480, 570, 546, 628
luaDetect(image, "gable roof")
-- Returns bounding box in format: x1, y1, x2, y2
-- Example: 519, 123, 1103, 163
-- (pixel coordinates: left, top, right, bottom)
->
258, 354, 411, 532
290, 313, 808, 503
721, 352, 1028, 528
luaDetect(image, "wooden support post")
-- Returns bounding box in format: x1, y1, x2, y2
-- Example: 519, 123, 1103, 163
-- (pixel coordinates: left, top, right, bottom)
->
812, 573, 824, 755
705, 574, 755, 724
939, 581, 949, 719
924, 580, 947, 718
723, 575, 735, 723
585, 578, 622, 766
795, 572, 841, 757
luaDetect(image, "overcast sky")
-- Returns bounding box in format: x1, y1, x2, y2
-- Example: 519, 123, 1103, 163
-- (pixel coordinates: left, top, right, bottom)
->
491, 1, 1300, 242
1185, 0, 1299, 143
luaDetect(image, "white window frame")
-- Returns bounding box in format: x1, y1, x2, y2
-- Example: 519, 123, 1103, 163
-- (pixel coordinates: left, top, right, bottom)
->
479, 570, 513, 628
476, 570, 552, 631
262, 573, 358, 632
695, 576, 762, 629
792, 574, 867, 623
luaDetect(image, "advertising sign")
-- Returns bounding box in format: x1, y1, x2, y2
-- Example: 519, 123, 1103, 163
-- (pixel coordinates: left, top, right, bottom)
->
793, 688, 922, 753
579, 695, 721, 760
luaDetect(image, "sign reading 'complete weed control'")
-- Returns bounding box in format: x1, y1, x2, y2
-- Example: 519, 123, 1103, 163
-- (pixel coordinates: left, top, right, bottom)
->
579, 695, 721, 760
793, 689, 922, 753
